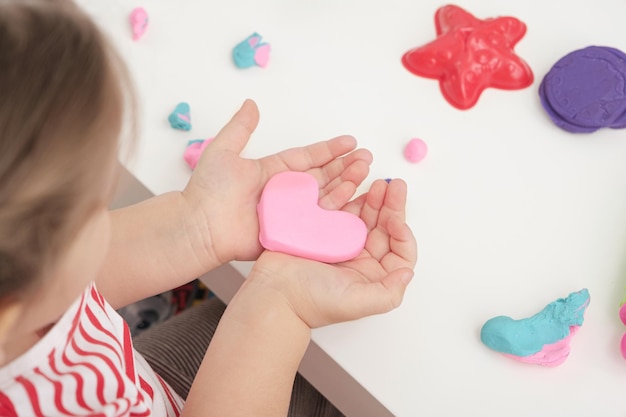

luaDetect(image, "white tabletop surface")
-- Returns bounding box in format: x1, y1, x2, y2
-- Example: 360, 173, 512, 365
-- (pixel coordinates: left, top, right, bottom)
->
79, 0, 626, 415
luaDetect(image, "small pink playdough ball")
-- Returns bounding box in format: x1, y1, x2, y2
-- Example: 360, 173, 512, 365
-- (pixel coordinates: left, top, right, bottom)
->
404, 138, 428, 163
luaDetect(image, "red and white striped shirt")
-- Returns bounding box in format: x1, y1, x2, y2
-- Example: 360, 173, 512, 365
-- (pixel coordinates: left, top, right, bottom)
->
0, 283, 184, 416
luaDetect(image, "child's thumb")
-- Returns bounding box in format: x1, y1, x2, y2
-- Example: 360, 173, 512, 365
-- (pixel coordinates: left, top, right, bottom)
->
380, 268, 414, 312
350, 268, 414, 318
210, 99, 260, 154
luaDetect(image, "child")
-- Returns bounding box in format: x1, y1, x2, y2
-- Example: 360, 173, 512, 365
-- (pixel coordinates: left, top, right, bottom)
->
0, 1, 417, 416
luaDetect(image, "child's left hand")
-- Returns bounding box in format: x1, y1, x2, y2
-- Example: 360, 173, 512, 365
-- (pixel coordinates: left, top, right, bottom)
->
182, 99, 373, 266
181, 178, 415, 417
245, 178, 416, 328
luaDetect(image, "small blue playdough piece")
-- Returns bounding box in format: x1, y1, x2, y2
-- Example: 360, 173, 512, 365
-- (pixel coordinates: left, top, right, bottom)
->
233, 33, 271, 69
168, 102, 191, 131
480, 289, 590, 357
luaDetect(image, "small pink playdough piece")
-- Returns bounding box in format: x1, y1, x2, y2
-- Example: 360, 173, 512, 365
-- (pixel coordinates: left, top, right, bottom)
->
257, 171, 367, 263
130, 7, 149, 41
254, 44, 271, 68
503, 326, 579, 367
481, 289, 589, 367
404, 138, 428, 163
184, 138, 214, 170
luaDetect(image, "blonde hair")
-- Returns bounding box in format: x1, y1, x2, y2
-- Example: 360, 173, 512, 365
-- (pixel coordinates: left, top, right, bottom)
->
0, 0, 135, 299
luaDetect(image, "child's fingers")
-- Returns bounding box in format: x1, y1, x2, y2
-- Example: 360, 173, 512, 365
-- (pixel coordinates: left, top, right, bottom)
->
318, 159, 370, 209
387, 215, 418, 269
210, 99, 260, 154
382, 179, 408, 222
340, 192, 368, 216
360, 180, 388, 230
269, 135, 358, 174
313, 148, 373, 186
318, 180, 357, 211
302, 135, 360, 169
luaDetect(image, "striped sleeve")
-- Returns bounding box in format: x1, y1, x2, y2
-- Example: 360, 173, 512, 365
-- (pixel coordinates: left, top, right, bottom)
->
0, 283, 184, 416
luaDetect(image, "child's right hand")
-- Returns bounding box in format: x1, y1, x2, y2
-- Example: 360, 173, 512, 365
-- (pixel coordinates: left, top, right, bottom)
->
182, 99, 373, 268
243, 178, 416, 328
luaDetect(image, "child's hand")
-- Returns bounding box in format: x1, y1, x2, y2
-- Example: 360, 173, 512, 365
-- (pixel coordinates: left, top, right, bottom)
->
181, 179, 414, 416
244, 178, 416, 328
182, 100, 373, 266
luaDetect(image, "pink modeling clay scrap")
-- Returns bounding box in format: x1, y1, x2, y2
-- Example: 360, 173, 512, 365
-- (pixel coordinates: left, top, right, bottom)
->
233, 33, 271, 69
402, 5, 534, 110
129, 7, 148, 41
404, 138, 427, 163
184, 138, 214, 170
257, 171, 367, 263
481, 289, 590, 367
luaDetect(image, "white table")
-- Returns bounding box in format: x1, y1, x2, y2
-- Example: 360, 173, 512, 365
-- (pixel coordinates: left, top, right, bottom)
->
83, 1, 626, 415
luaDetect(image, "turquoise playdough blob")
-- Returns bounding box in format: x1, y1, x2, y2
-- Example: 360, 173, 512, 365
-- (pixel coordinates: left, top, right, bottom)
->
168, 102, 191, 131
233, 33, 260, 69
480, 289, 590, 356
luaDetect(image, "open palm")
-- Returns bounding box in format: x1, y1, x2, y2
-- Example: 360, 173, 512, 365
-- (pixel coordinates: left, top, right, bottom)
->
182, 100, 373, 265
248, 179, 417, 328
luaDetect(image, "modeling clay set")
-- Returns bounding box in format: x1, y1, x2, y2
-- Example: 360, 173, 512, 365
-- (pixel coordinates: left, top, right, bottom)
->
123, 2, 626, 373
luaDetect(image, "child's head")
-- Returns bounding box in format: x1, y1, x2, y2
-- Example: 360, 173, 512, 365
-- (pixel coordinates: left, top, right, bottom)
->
0, 0, 133, 316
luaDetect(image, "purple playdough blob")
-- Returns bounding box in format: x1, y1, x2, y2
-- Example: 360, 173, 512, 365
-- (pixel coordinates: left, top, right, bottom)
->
539, 46, 626, 133
539, 79, 597, 133
544, 48, 626, 126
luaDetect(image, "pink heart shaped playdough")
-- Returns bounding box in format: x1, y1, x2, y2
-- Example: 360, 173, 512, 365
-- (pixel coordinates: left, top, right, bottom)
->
258, 171, 367, 263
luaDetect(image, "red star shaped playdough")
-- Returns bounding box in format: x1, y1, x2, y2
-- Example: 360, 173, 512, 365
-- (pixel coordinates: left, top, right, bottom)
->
402, 5, 534, 110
